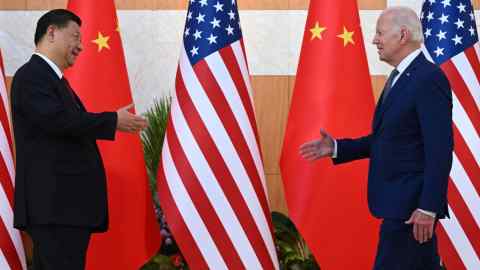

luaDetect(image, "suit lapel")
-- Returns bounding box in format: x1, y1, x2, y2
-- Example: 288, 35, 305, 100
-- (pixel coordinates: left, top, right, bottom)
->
59, 79, 87, 112
69, 87, 87, 112
54, 80, 79, 111
31, 55, 59, 82
31, 55, 87, 112
372, 53, 426, 132
372, 91, 385, 130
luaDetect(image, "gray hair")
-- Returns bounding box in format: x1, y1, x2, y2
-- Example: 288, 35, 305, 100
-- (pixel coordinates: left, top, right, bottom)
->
383, 6, 424, 43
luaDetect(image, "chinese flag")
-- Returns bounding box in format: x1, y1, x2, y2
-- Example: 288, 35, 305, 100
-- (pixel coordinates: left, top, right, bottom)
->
65, 1, 161, 269
280, 0, 379, 268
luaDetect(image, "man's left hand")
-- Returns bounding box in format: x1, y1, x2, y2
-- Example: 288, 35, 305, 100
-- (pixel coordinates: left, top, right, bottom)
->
405, 209, 435, 244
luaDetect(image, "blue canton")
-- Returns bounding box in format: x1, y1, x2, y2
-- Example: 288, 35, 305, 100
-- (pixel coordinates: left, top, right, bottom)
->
421, 0, 479, 64
183, 0, 242, 65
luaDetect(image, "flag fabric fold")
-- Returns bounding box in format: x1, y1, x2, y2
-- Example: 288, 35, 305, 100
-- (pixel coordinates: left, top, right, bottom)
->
0, 48, 26, 270
65, 1, 161, 269
157, 0, 279, 268
421, 1, 480, 269
280, 0, 379, 269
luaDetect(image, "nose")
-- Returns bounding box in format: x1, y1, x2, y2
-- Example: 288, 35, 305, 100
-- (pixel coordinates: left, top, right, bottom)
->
78, 42, 83, 52
372, 35, 378, 45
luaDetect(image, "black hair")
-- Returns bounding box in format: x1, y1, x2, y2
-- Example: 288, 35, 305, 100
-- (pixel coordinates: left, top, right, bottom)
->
34, 9, 82, 45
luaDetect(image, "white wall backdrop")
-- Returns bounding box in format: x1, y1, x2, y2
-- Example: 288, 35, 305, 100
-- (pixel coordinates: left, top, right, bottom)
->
0, 6, 479, 113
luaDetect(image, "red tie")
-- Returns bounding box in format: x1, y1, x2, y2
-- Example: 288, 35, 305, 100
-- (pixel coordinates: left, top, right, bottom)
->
61, 77, 80, 108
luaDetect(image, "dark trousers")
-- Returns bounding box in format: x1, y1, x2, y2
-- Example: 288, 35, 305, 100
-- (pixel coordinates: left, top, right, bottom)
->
28, 226, 92, 270
373, 219, 441, 270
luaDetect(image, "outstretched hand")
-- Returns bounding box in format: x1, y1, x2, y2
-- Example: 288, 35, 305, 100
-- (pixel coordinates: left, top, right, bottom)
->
299, 129, 335, 160
116, 104, 148, 133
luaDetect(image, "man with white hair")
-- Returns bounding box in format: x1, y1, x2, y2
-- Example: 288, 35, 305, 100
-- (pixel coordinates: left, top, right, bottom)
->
300, 6, 452, 269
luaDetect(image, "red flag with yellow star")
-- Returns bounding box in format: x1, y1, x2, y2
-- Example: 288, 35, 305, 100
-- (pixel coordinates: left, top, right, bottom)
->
280, 0, 379, 268
65, 1, 161, 269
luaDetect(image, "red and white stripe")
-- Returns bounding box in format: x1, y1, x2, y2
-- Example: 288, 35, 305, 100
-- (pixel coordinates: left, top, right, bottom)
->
0, 50, 26, 270
425, 42, 480, 269
157, 40, 279, 269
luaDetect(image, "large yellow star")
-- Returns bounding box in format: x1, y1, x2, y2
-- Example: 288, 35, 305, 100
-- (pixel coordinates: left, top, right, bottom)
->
337, 26, 355, 47
310, 22, 327, 40
92, 32, 110, 52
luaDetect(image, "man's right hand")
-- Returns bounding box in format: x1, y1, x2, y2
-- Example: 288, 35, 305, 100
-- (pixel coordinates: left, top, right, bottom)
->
116, 104, 148, 133
299, 129, 334, 160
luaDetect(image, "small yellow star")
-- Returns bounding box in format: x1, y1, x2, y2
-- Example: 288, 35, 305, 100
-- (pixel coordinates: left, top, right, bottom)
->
337, 26, 355, 47
310, 22, 327, 40
92, 32, 110, 52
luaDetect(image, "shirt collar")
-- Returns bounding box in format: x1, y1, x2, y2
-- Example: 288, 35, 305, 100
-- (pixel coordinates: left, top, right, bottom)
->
396, 49, 421, 74
34, 52, 63, 79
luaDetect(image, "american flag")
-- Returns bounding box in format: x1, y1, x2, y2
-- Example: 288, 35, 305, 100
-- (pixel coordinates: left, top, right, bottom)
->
157, 0, 279, 269
421, 0, 480, 269
0, 50, 26, 269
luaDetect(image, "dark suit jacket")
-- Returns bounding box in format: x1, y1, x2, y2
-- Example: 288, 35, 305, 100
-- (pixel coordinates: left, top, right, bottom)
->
334, 53, 453, 219
11, 55, 117, 232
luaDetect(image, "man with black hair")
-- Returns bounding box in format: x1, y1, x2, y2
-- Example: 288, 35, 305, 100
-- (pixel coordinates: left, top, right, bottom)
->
11, 9, 147, 269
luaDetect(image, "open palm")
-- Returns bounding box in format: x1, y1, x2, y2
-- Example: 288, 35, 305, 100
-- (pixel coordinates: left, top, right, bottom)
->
299, 129, 334, 160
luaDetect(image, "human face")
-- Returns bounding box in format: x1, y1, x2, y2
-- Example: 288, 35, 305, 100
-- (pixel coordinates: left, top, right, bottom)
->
372, 12, 402, 66
52, 21, 83, 69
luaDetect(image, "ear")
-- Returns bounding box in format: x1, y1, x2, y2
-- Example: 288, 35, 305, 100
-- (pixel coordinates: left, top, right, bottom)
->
399, 27, 409, 44
46, 25, 57, 43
